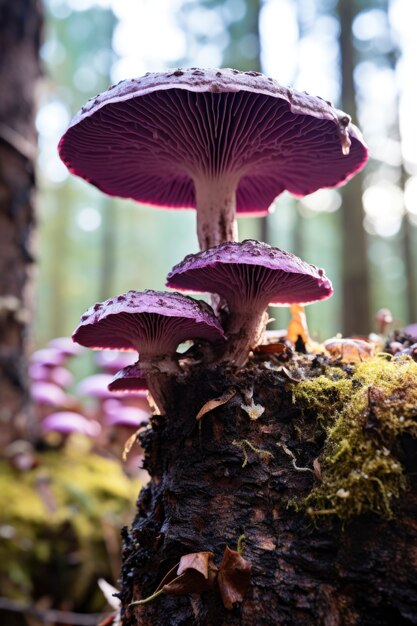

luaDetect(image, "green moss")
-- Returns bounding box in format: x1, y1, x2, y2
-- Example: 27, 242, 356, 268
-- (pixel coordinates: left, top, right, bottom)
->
292, 355, 417, 521
0, 439, 140, 609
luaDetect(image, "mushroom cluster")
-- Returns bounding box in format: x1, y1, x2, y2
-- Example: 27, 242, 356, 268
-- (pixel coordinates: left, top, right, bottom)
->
59, 68, 368, 412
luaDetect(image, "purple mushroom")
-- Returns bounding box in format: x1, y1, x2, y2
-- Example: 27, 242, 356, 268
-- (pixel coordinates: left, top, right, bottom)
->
30, 348, 67, 368
29, 363, 74, 388
104, 401, 150, 428
58, 68, 368, 250
108, 362, 148, 394
95, 350, 137, 374
167, 240, 333, 366
47, 336, 82, 357
404, 323, 417, 340
76, 373, 116, 400
31, 381, 69, 407
41, 411, 101, 437
72, 290, 225, 411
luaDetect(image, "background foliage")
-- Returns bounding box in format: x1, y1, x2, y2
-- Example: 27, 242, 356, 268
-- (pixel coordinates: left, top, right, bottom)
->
35, 0, 417, 362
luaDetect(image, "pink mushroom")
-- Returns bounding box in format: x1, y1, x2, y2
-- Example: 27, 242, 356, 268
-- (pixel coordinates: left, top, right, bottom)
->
72, 290, 225, 412
59, 68, 368, 250
167, 240, 333, 366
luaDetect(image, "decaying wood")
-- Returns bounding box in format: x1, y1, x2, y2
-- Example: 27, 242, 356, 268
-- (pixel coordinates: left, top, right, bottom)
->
119, 363, 417, 626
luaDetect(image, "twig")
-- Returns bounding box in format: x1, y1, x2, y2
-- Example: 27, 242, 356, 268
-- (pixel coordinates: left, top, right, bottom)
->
0, 596, 108, 625
276, 441, 314, 473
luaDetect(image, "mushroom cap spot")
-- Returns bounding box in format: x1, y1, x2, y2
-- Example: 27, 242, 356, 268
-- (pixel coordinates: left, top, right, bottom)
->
72, 289, 225, 354
59, 68, 368, 216
166, 240, 333, 307
108, 362, 148, 393
41, 412, 101, 436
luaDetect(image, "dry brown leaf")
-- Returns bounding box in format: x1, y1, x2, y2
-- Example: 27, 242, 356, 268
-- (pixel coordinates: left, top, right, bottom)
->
255, 341, 289, 355
177, 551, 215, 578
196, 388, 236, 420
164, 552, 218, 596
218, 546, 252, 609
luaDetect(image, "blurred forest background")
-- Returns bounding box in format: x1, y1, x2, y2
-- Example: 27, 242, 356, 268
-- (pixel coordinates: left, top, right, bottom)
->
35, 0, 416, 359
0, 0, 416, 621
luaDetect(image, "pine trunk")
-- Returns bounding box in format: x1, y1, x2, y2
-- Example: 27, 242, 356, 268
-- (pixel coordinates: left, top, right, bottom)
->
120, 362, 417, 625
0, 0, 42, 449
338, 0, 371, 336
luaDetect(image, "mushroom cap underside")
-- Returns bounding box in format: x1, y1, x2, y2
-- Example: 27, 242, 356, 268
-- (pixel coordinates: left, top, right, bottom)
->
59, 68, 368, 215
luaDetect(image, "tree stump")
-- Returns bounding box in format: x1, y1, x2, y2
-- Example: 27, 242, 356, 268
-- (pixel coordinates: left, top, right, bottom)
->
119, 353, 417, 626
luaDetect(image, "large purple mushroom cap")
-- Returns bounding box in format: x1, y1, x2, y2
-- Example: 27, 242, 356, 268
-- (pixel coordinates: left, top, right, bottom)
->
41, 412, 101, 437
59, 68, 368, 250
167, 240, 333, 308
108, 362, 148, 394
72, 289, 225, 359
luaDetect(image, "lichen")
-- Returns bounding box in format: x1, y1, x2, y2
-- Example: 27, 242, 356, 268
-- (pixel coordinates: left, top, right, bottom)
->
292, 355, 417, 520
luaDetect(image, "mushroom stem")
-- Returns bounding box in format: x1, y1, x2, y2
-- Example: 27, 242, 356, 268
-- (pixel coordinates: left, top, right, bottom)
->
221, 307, 269, 368
194, 175, 238, 250
140, 355, 182, 415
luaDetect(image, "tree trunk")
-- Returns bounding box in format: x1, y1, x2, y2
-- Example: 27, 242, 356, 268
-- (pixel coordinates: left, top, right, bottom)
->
120, 361, 417, 625
337, 0, 371, 335
0, 0, 42, 449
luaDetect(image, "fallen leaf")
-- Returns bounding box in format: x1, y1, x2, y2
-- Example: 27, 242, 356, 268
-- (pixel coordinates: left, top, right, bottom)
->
255, 342, 289, 355
177, 551, 215, 579
218, 546, 252, 609
196, 388, 236, 420
164, 552, 218, 596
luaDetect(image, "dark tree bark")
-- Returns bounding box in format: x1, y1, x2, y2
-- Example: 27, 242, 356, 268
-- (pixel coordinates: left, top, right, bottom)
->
337, 0, 371, 335
120, 363, 417, 626
0, 0, 42, 449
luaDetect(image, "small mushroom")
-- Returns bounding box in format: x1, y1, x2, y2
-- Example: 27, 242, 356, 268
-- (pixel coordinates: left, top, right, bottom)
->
29, 363, 74, 388
30, 381, 69, 408
41, 411, 101, 438
375, 308, 393, 335
59, 68, 368, 251
108, 362, 148, 394
72, 290, 225, 412
167, 240, 332, 366
47, 336, 82, 358
404, 323, 417, 341
95, 350, 137, 374
76, 373, 116, 399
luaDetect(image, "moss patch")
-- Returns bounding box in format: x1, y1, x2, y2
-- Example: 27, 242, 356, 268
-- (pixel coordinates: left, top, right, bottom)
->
292, 355, 417, 520
0, 437, 140, 610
